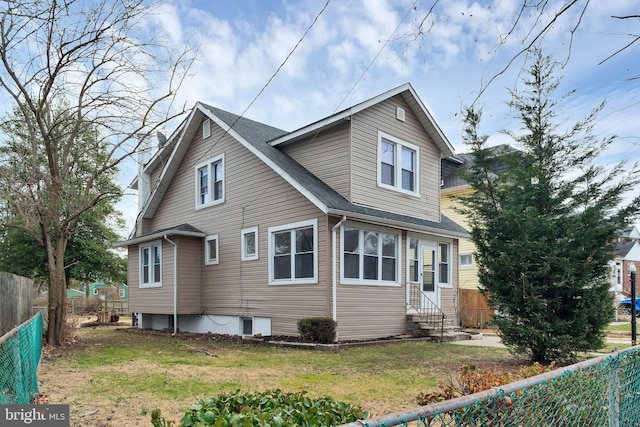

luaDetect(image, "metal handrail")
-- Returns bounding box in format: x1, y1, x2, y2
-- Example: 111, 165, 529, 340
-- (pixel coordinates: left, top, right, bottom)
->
408, 282, 446, 340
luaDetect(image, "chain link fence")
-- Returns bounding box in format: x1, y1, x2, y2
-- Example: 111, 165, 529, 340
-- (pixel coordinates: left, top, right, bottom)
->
0, 311, 43, 404
339, 345, 640, 426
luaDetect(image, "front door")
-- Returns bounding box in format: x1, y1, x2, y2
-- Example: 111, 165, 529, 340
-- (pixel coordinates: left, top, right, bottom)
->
420, 245, 438, 309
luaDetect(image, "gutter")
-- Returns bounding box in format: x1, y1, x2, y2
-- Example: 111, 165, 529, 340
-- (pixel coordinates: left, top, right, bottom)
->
327, 208, 469, 240
164, 235, 177, 335
332, 216, 347, 324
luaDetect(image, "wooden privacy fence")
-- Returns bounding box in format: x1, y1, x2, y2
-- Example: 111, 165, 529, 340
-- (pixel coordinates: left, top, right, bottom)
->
0, 272, 34, 336
459, 289, 493, 327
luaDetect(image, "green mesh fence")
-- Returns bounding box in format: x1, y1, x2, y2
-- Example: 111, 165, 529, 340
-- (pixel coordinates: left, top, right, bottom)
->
339, 345, 640, 427
0, 311, 43, 404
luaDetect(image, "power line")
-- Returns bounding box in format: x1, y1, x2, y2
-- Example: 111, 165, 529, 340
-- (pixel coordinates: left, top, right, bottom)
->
137, 0, 333, 225
332, 0, 421, 114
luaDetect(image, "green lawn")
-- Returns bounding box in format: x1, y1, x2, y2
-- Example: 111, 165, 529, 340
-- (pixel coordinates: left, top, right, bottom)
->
605, 322, 632, 334
38, 327, 521, 426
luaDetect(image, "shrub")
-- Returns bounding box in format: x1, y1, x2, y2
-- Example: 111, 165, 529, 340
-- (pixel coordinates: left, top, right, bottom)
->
297, 317, 336, 343
417, 363, 554, 405
151, 389, 367, 427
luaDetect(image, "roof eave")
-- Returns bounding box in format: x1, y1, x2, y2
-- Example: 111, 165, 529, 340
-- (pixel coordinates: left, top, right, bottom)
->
115, 229, 206, 247
327, 208, 469, 239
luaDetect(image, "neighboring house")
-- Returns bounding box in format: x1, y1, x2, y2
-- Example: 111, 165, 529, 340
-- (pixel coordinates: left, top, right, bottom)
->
610, 226, 640, 297
117, 83, 468, 341
66, 288, 85, 299
88, 281, 128, 300
440, 145, 511, 327
118, 283, 129, 300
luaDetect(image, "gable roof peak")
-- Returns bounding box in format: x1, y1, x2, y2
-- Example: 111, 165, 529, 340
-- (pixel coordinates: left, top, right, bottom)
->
266, 83, 454, 157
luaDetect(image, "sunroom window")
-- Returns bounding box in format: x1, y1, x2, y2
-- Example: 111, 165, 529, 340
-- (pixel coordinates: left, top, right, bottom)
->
342, 226, 398, 284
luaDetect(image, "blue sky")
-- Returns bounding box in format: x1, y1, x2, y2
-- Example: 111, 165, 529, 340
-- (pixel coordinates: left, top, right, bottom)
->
119, 0, 640, 230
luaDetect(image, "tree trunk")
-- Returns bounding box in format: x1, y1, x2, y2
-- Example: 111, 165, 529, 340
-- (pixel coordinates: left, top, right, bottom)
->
45, 234, 68, 346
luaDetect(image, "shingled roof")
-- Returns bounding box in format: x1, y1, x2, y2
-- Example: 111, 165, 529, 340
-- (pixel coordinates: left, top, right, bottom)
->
200, 102, 468, 238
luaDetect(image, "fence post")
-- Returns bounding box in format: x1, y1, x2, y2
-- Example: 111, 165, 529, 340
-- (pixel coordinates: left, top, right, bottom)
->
608, 353, 620, 427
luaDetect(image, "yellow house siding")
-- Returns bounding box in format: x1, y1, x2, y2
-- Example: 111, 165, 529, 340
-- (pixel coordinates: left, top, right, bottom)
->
441, 187, 477, 290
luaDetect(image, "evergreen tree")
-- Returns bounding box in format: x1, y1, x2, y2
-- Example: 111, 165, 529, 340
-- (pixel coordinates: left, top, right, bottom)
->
458, 49, 640, 364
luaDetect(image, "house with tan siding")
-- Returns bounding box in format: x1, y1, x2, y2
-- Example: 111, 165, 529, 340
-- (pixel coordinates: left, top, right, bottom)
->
117, 83, 468, 341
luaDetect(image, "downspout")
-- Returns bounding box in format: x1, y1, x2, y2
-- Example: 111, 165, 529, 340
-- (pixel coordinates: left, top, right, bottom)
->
164, 235, 177, 335
332, 216, 347, 323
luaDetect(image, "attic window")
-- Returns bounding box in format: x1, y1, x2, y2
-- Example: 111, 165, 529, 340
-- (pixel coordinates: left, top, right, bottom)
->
203, 119, 211, 139
195, 154, 225, 209
396, 107, 405, 122
377, 131, 419, 196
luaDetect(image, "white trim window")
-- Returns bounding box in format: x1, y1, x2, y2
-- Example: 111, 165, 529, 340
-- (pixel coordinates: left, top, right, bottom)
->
119, 289, 125, 298
140, 240, 162, 288
205, 234, 219, 265
195, 154, 225, 209
342, 226, 399, 285
268, 219, 317, 284
408, 237, 419, 282
241, 226, 259, 261
377, 131, 419, 196
460, 254, 473, 269
438, 242, 451, 287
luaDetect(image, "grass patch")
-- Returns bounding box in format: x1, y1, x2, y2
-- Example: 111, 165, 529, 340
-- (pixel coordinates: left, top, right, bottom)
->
38, 327, 522, 426
605, 323, 632, 334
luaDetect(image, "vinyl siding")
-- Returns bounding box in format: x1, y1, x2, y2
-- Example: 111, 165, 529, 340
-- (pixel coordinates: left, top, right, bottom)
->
175, 236, 203, 313
281, 122, 352, 200
135, 120, 331, 337
334, 224, 460, 340
441, 187, 477, 290
128, 241, 175, 314
350, 95, 441, 221
335, 228, 407, 340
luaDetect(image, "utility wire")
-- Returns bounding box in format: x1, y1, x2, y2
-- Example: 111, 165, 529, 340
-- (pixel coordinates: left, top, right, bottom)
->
139, 0, 332, 219
332, 0, 420, 113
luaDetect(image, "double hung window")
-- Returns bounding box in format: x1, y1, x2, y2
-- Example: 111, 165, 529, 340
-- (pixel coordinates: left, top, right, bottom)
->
378, 132, 419, 195
140, 241, 162, 287
195, 154, 224, 208
438, 242, 450, 286
269, 219, 317, 284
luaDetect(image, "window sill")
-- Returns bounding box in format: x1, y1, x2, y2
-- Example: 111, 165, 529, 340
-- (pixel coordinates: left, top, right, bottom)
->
340, 279, 401, 287
377, 183, 420, 198
269, 279, 317, 286
195, 199, 225, 210
139, 283, 162, 288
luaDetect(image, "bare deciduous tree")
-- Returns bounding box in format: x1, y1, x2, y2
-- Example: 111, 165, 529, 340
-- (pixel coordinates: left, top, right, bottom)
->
0, 0, 194, 345
402, 1, 638, 100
